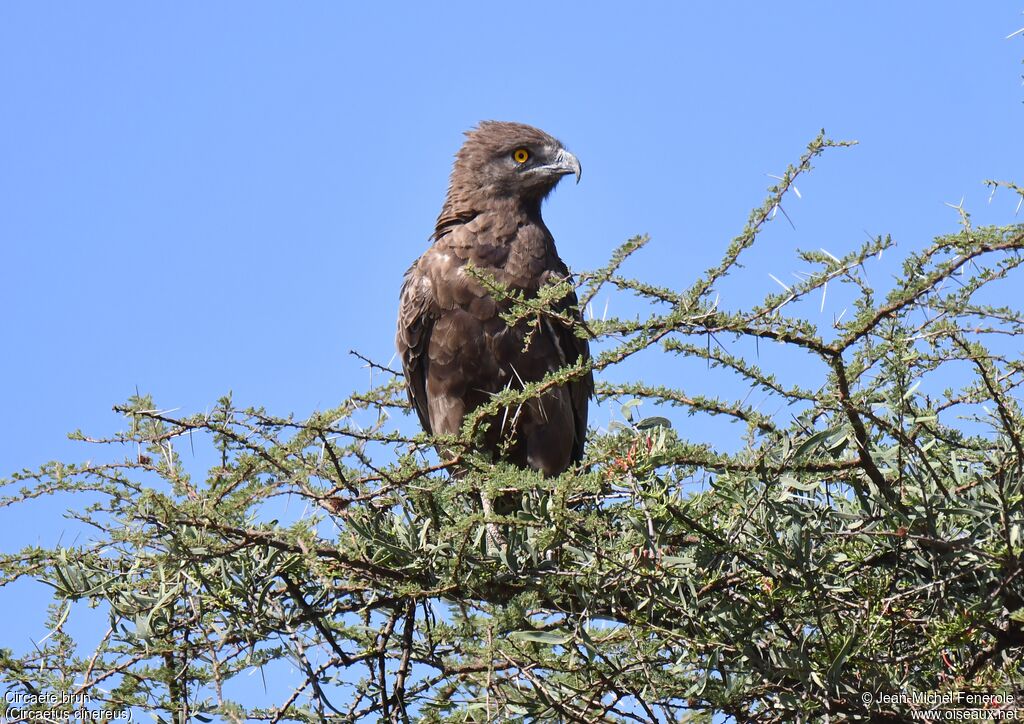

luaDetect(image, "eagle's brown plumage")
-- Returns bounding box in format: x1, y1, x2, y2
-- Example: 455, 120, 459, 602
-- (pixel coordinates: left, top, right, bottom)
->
396, 121, 592, 475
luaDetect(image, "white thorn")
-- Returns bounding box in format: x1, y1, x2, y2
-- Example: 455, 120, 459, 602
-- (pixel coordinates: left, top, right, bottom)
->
768, 273, 791, 292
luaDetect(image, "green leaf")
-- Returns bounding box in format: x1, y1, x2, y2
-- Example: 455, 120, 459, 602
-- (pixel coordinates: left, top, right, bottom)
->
636, 416, 672, 430
509, 630, 571, 646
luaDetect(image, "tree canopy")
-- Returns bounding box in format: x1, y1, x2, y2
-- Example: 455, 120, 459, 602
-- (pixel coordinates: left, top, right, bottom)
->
2, 134, 1024, 722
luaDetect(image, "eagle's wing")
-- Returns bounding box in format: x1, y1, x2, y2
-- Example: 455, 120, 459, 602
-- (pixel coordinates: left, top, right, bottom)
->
396, 263, 435, 435
567, 297, 594, 465
548, 264, 594, 465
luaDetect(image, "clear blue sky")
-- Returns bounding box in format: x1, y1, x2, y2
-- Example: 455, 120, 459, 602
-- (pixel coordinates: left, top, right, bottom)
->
1, 0, 1022, 710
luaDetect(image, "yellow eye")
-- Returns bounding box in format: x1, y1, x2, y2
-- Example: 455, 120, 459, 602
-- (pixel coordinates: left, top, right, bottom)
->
512, 148, 530, 164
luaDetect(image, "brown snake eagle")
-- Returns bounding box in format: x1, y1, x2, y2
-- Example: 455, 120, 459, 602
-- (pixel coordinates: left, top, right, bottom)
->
396, 121, 592, 475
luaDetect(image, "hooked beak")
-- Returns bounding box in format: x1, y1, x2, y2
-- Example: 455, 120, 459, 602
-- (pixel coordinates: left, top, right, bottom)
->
549, 147, 582, 184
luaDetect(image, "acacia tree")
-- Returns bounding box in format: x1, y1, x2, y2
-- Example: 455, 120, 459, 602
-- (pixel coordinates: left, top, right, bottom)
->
2, 133, 1024, 723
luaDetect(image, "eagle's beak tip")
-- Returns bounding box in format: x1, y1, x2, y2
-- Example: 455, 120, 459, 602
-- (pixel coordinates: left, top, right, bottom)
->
558, 148, 582, 184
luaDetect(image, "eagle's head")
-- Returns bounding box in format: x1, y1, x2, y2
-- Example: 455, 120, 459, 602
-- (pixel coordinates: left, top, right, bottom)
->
449, 121, 582, 203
